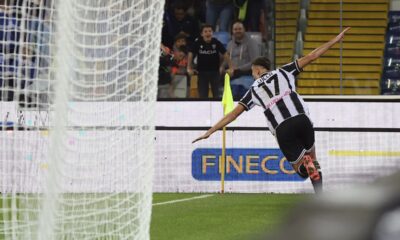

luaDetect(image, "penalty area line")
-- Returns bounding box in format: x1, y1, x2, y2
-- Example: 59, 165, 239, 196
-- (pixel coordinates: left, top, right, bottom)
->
152, 194, 214, 206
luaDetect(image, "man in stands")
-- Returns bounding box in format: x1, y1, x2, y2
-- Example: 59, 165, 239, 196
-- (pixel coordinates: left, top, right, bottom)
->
224, 20, 259, 100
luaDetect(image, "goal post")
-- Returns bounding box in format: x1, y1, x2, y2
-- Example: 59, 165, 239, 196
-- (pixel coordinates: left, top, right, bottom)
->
1, 0, 164, 239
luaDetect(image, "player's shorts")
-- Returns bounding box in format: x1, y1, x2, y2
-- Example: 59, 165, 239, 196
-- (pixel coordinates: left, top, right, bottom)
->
275, 114, 315, 164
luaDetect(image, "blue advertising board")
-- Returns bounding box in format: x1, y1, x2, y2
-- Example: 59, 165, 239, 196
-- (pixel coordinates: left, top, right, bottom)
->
192, 148, 304, 181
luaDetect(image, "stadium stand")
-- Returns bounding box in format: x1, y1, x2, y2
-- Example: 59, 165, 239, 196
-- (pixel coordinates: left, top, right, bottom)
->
275, 0, 300, 67
297, 0, 389, 95
382, 11, 400, 95
248, 31, 264, 56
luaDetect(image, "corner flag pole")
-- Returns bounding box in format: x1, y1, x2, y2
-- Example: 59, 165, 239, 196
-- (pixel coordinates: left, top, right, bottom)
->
221, 120, 226, 194
221, 73, 234, 194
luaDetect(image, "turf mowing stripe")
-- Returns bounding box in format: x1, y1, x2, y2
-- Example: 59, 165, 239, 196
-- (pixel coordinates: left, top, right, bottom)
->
152, 194, 214, 206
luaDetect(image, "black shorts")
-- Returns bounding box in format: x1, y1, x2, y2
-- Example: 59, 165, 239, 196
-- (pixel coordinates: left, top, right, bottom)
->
275, 114, 315, 164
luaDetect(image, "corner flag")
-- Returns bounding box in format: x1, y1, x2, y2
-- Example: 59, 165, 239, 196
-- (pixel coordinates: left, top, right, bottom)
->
222, 73, 234, 115
220, 73, 234, 194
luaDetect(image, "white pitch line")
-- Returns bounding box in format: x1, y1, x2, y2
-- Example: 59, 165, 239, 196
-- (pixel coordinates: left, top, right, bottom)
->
152, 194, 214, 206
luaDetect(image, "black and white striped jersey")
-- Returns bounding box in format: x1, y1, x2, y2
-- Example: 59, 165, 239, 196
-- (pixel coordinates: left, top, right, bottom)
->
239, 60, 310, 135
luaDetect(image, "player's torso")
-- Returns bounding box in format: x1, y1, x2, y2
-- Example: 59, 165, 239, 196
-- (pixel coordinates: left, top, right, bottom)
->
251, 69, 309, 133
252, 69, 296, 108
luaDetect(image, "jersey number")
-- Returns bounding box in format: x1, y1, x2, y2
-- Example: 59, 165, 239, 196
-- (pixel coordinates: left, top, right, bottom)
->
259, 74, 279, 97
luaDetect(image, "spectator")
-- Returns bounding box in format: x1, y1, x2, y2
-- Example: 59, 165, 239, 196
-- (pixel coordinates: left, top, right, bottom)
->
206, 0, 233, 32
166, 0, 206, 22
23, 2, 52, 104
224, 20, 259, 99
162, 1, 200, 48
241, 0, 263, 32
172, 46, 188, 76
172, 32, 187, 52
186, 0, 206, 23
158, 44, 175, 98
236, 0, 271, 40
30, 12, 51, 76
187, 24, 232, 98
171, 46, 189, 97
0, 0, 19, 100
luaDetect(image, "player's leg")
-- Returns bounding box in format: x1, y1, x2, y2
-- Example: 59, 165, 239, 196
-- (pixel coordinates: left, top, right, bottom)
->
298, 115, 323, 193
275, 117, 309, 179
301, 153, 322, 193
302, 150, 319, 181
276, 114, 322, 193
306, 148, 323, 193
290, 150, 322, 193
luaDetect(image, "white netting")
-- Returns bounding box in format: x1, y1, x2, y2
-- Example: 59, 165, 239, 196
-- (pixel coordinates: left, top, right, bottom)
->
0, 0, 163, 239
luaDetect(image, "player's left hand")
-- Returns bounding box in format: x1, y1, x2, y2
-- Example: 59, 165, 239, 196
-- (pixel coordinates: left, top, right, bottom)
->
334, 27, 351, 43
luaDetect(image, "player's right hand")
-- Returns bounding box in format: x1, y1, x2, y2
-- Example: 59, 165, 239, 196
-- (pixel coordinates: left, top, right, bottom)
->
192, 133, 210, 143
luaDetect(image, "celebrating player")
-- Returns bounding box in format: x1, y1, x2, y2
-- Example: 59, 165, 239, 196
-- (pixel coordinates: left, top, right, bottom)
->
192, 27, 351, 193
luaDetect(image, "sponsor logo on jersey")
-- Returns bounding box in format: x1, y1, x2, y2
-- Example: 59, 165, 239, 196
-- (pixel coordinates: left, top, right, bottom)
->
199, 49, 217, 55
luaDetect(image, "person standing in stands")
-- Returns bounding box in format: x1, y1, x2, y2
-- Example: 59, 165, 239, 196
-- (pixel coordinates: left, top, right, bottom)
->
224, 20, 259, 99
187, 24, 232, 98
172, 32, 188, 52
162, 1, 200, 48
206, 0, 234, 32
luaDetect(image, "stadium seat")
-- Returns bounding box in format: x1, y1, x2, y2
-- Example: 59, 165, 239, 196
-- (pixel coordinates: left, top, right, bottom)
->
381, 78, 400, 94
382, 68, 400, 79
381, 11, 400, 93
213, 31, 230, 48
275, 0, 300, 66
297, 0, 389, 95
248, 31, 264, 56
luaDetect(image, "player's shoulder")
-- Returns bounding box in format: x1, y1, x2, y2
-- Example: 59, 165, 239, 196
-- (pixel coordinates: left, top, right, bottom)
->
280, 60, 301, 73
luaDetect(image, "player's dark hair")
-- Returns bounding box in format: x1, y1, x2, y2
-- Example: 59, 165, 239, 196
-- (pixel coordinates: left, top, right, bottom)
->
252, 57, 271, 70
200, 23, 213, 33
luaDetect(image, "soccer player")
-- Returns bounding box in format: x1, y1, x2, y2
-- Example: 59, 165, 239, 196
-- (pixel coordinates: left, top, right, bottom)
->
192, 27, 351, 193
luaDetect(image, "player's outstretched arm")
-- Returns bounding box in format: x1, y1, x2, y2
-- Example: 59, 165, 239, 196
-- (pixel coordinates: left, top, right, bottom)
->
192, 104, 246, 143
297, 27, 351, 69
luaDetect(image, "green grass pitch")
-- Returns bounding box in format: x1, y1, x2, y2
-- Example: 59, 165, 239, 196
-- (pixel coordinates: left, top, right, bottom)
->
0, 193, 305, 239
151, 193, 306, 240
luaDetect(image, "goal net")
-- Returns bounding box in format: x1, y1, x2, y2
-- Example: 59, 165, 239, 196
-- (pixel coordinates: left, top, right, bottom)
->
0, 0, 163, 239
